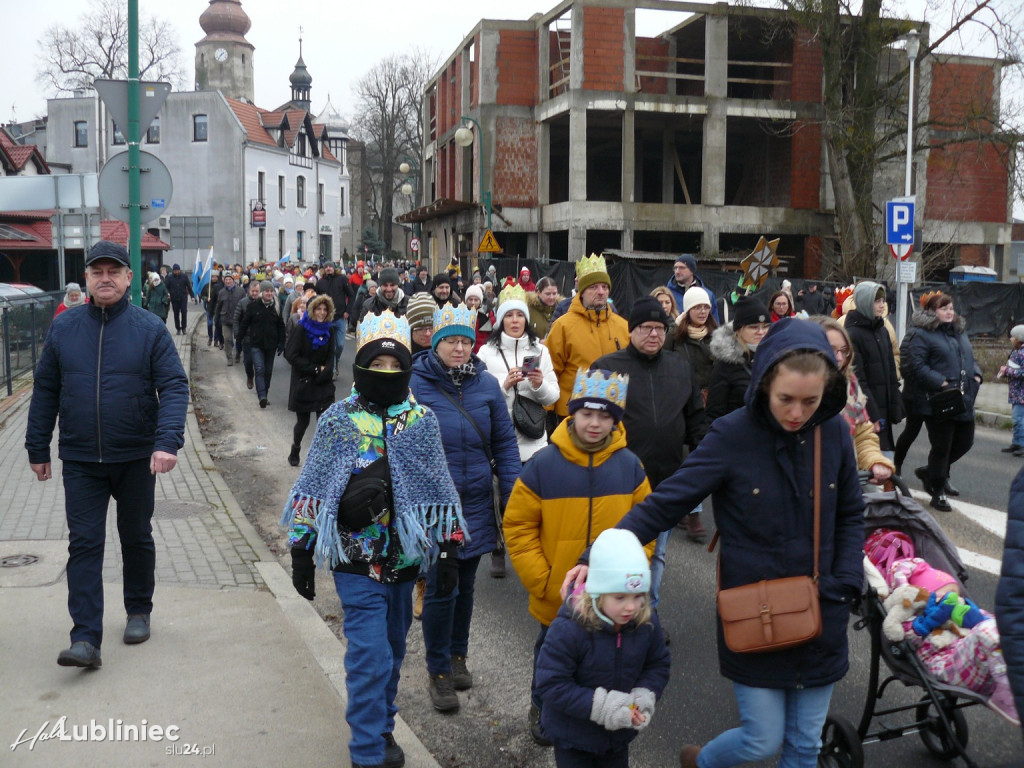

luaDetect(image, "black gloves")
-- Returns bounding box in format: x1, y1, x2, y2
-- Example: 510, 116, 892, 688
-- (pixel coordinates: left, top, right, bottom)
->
291, 548, 316, 600
435, 542, 460, 598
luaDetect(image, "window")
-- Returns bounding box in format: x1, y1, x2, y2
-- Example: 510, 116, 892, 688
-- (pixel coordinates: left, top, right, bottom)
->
297, 176, 306, 208
257, 171, 265, 203
146, 117, 160, 144
278, 229, 285, 258
318, 183, 325, 214
297, 230, 304, 261
297, 132, 307, 157
278, 175, 286, 207
74, 121, 88, 148
111, 122, 125, 145
258, 228, 266, 261
193, 114, 208, 142
168, 216, 215, 250
340, 187, 345, 217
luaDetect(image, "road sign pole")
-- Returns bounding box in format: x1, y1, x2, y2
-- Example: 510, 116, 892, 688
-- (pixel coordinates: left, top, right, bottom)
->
128, 0, 142, 306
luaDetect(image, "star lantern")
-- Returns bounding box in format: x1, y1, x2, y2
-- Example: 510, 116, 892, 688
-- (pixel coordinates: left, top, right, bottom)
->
740, 237, 780, 290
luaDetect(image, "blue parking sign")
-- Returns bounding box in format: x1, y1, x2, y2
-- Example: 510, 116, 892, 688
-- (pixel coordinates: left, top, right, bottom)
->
885, 200, 915, 245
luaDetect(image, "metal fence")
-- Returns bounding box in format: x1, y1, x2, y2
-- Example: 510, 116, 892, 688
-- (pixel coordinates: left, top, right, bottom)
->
1, 291, 60, 397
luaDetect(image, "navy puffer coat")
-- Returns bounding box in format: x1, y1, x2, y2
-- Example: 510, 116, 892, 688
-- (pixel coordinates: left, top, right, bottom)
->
410, 350, 521, 559
901, 310, 981, 421
26, 294, 188, 464
536, 598, 670, 754
607, 318, 864, 689
996, 466, 1024, 734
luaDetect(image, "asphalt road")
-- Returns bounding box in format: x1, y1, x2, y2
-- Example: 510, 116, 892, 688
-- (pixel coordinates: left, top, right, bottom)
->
191, 335, 1023, 768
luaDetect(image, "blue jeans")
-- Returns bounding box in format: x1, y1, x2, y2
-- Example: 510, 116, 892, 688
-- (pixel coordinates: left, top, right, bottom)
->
650, 529, 671, 609
421, 554, 482, 675
62, 459, 156, 647
250, 346, 277, 399
698, 682, 835, 768
1013, 403, 1024, 447
332, 318, 347, 370
332, 572, 414, 765
241, 343, 254, 381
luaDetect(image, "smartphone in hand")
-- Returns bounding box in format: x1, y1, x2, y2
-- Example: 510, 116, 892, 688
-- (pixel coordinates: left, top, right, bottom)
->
521, 355, 539, 375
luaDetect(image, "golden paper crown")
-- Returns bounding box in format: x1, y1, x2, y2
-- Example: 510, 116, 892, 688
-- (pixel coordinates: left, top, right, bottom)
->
919, 290, 945, 310
498, 283, 527, 306
356, 309, 411, 352
576, 252, 607, 279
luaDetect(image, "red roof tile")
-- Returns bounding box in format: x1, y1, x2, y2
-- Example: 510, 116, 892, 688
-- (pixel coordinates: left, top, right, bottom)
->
100, 221, 171, 250
0, 219, 52, 249
0, 128, 49, 173
224, 98, 279, 147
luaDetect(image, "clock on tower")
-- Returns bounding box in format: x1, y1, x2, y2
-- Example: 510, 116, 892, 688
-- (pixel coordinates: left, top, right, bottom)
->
215, 48, 228, 62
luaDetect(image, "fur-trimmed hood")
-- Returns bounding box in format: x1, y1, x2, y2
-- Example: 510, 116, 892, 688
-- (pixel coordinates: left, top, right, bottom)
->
709, 322, 750, 365
526, 290, 563, 311
911, 309, 966, 334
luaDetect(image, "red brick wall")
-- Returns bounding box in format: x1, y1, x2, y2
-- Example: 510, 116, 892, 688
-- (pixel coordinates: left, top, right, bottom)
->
582, 5, 625, 91
959, 244, 989, 267
635, 37, 669, 95
493, 116, 538, 207
437, 58, 463, 138
929, 60, 996, 134
926, 139, 1008, 223
497, 29, 539, 106
791, 28, 822, 103
790, 121, 821, 209
803, 237, 823, 278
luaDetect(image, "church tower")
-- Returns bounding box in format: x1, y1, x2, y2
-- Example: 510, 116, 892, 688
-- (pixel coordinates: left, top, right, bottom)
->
288, 37, 313, 113
195, 0, 255, 102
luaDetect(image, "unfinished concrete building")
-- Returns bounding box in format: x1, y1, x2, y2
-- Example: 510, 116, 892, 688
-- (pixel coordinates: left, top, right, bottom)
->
398, 0, 1013, 279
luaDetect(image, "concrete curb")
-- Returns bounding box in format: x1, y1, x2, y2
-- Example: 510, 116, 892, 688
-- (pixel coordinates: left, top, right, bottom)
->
183, 314, 439, 768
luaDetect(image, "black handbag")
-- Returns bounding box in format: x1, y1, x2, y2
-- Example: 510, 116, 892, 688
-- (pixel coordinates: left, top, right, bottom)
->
337, 457, 392, 530
928, 386, 966, 420
499, 349, 547, 439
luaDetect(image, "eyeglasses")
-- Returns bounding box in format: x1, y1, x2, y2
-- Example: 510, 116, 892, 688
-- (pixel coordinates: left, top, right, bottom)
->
831, 346, 850, 359
439, 337, 473, 348
636, 325, 667, 336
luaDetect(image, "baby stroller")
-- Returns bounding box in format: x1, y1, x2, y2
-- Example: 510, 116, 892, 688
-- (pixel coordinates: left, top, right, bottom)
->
817, 478, 986, 768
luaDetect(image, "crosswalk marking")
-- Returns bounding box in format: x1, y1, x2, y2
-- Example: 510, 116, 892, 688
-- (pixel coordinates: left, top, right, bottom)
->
905, 490, 1006, 575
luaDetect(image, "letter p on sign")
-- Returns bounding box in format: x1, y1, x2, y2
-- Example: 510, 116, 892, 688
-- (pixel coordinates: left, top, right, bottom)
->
885, 199, 915, 246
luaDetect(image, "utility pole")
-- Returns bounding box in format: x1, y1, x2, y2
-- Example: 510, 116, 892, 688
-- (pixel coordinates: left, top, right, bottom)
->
128, 0, 142, 305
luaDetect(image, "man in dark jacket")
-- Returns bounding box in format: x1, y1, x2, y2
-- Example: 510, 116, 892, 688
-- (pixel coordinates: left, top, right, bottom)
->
26, 240, 189, 668
238, 281, 286, 408
358, 267, 409, 320
315, 262, 351, 374
214, 273, 244, 366
411, 266, 432, 295
996, 465, 1024, 745
797, 282, 829, 316
164, 263, 194, 335
593, 297, 707, 611
233, 280, 261, 390
666, 254, 720, 322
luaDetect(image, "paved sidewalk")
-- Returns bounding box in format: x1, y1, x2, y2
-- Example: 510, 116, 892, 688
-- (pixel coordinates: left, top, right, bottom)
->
0, 310, 437, 767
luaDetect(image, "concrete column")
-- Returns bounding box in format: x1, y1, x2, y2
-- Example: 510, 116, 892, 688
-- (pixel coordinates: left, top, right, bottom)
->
570, 6, 584, 91
662, 127, 674, 203
569, 224, 587, 261
702, 12, 728, 210
569, 94, 587, 202
622, 110, 635, 204
539, 22, 551, 104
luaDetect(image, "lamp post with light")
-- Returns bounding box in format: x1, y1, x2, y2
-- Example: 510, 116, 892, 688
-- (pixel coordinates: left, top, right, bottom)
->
454, 115, 492, 231
399, 159, 421, 259
894, 28, 920, 343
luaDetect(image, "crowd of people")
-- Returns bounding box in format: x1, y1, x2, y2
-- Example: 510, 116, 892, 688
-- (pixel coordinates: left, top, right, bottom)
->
32, 241, 1024, 767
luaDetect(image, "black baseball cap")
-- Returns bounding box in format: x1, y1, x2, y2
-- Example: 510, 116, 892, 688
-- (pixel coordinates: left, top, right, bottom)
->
84, 241, 130, 268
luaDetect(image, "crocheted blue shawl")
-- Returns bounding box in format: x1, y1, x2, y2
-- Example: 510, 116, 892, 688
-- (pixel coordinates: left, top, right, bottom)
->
280, 398, 465, 569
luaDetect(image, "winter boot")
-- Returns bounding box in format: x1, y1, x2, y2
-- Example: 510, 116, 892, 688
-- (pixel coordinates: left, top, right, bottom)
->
451, 654, 473, 690
288, 444, 300, 467
683, 512, 707, 543
529, 703, 553, 747
382, 732, 405, 768
427, 673, 459, 713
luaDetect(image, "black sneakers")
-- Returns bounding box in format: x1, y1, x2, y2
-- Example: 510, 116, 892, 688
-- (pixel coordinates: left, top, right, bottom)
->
428, 673, 459, 712
930, 493, 952, 512
451, 655, 473, 690
382, 732, 405, 768
57, 640, 102, 668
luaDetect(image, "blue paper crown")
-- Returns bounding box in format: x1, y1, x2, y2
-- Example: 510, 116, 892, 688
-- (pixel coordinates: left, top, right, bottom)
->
569, 369, 628, 411
432, 305, 477, 348
356, 309, 410, 352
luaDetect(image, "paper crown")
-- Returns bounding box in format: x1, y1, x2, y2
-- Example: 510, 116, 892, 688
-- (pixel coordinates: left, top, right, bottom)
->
356, 309, 410, 353
498, 283, 527, 305
431, 304, 477, 348
576, 252, 607, 278
919, 290, 945, 310
832, 285, 854, 319
568, 369, 629, 420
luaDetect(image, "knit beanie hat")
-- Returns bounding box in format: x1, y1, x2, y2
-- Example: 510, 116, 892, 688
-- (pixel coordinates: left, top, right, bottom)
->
431, 305, 476, 349
628, 296, 669, 332
378, 267, 400, 286
1011, 324, 1024, 342
260, 280, 274, 292
567, 369, 628, 423
355, 310, 412, 371
731, 296, 769, 329
464, 284, 485, 304
575, 253, 610, 294
675, 253, 698, 274
681, 286, 713, 316
585, 529, 650, 596
406, 293, 436, 329
432, 273, 451, 290
495, 283, 529, 327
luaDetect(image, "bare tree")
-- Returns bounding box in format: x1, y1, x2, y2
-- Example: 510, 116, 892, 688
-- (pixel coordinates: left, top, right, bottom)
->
352, 49, 438, 253
756, 0, 1023, 281
36, 0, 184, 95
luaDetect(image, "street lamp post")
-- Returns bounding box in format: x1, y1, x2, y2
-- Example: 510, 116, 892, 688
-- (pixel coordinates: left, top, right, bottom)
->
454, 115, 492, 231
895, 28, 921, 343
399, 159, 421, 259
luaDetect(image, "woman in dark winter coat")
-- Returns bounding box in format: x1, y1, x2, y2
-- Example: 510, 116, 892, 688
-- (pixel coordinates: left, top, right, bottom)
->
410, 305, 522, 712
996, 465, 1024, 749
705, 296, 770, 422
285, 294, 336, 467
842, 281, 904, 452
902, 291, 982, 511
564, 318, 864, 768
671, 286, 718, 398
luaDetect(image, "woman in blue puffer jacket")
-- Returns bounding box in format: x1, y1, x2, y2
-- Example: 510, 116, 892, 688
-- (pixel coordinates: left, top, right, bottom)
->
410, 305, 521, 713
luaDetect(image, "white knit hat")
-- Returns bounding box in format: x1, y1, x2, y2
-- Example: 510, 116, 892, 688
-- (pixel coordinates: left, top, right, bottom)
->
681, 286, 712, 316
585, 529, 650, 596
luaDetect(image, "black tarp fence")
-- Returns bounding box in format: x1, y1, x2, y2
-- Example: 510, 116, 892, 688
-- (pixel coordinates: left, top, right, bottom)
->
477, 258, 1023, 338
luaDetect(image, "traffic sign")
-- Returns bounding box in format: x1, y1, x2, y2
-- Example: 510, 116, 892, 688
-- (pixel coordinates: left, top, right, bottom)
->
885, 198, 915, 246
478, 229, 501, 253
410, 237, 420, 253
889, 243, 912, 261
97, 150, 173, 223
898, 260, 918, 284
93, 79, 171, 135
